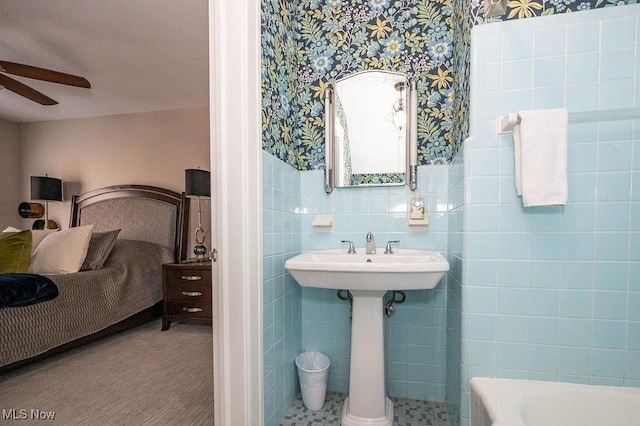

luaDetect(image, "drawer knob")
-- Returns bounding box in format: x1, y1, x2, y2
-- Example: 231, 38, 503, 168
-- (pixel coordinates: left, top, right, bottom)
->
183, 307, 203, 313
182, 291, 202, 297
181, 275, 202, 281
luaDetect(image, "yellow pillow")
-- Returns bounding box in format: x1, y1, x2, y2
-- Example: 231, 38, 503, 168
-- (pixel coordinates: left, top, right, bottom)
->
0, 230, 33, 273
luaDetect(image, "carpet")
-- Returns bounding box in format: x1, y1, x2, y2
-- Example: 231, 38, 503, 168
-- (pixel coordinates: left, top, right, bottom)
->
0, 320, 213, 425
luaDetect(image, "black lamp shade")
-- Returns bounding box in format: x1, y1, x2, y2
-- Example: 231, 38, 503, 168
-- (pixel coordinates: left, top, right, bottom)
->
31, 176, 62, 201
185, 169, 211, 198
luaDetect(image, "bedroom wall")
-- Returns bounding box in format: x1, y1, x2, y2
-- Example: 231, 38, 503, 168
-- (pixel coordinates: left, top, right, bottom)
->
16, 106, 210, 251
0, 119, 21, 230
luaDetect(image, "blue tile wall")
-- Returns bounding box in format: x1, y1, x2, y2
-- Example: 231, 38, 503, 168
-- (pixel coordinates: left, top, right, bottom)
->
299, 166, 450, 401
262, 152, 302, 426
453, 5, 640, 426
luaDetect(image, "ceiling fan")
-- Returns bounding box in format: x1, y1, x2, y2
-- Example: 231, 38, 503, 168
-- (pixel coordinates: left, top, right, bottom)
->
0, 60, 91, 106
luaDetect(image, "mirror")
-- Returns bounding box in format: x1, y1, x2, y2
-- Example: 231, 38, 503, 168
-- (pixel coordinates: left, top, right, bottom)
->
324, 70, 417, 193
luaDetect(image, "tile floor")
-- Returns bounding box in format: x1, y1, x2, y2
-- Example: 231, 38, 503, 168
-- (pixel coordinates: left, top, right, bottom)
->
280, 392, 450, 426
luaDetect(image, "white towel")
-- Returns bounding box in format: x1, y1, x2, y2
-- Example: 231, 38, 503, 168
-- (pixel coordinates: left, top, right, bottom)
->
513, 108, 568, 207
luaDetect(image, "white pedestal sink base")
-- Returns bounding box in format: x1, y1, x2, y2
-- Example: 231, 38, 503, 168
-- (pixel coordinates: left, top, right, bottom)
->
341, 396, 393, 426
341, 290, 393, 426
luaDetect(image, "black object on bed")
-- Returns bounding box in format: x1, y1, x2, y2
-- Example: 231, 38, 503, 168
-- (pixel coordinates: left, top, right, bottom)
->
0, 274, 59, 308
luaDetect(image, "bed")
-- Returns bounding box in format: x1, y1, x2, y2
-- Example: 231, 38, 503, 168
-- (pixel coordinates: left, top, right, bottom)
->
0, 184, 189, 373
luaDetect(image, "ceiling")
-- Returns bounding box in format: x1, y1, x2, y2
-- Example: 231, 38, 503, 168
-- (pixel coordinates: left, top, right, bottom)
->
0, 0, 208, 123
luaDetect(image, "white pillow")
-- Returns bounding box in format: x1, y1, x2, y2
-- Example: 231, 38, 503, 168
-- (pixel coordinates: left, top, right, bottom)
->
2, 226, 21, 232
29, 225, 94, 275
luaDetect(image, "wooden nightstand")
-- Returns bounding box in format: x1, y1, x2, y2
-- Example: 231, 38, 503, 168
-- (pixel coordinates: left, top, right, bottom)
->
161, 262, 212, 331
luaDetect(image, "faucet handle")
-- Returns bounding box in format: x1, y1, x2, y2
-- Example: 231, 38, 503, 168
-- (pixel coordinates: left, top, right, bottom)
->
341, 240, 356, 254
384, 240, 400, 254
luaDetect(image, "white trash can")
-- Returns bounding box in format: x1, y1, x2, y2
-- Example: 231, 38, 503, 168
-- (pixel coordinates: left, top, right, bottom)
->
295, 351, 330, 411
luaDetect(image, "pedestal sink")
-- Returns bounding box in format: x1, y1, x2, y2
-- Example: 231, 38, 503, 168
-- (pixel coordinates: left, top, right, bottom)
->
285, 249, 450, 426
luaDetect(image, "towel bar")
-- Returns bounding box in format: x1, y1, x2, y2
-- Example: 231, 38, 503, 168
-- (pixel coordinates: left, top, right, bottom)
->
497, 107, 640, 135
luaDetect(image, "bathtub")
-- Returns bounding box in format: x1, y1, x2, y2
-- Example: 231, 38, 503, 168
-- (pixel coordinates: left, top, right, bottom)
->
469, 377, 640, 426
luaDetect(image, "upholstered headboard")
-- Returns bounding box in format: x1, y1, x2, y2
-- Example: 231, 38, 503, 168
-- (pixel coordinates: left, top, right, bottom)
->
69, 185, 189, 262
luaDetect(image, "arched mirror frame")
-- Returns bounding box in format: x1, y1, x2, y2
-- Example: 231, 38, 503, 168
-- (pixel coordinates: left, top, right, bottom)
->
324, 70, 418, 194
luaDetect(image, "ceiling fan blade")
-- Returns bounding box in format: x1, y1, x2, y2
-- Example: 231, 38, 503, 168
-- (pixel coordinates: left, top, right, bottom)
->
0, 74, 58, 105
0, 61, 91, 88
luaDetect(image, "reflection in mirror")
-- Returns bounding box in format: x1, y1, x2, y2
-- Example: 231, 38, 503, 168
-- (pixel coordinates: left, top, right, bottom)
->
324, 70, 417, 194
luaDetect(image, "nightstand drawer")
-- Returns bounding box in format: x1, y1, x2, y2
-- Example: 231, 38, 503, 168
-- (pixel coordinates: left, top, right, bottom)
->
164, 279, 212, 301
164, 268, 211, 286
165, 300, 212, 318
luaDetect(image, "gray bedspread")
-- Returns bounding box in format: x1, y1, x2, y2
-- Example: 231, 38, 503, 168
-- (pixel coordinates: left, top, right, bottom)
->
0, 239, 173, 368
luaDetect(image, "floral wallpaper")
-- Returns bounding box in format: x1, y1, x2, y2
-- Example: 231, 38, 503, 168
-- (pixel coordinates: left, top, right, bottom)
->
262, 0, 463, 170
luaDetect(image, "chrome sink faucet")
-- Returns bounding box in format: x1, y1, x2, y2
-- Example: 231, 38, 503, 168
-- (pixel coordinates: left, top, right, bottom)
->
365, 232, 376, 254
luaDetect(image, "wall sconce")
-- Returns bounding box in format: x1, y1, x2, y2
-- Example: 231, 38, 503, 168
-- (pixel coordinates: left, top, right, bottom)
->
391, 82, 406, 132
30, 175, 62, 230
185, 167, 211, 261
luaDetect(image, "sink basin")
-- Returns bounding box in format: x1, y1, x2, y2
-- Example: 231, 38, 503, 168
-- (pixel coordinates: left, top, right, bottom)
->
284, 249, 449, 291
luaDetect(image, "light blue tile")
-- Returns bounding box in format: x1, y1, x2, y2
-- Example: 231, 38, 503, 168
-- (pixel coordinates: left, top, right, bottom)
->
466, 314, 496, 341
592, 349, 625, 378
597, 172, 631, 201
466, 205, 500, 232
527, 317, 558, 345
566, 52, 598, 84
626, 351, 640, 379
594, 232, 629, 261
558, 318, 592, 347
600, 49, 634, 80
497, 288, 527, 315
568, 142, 597, 173
566, 83, 598, 112
630, 263, 640, 291
630, 203, 640, 230
526, 345, 558, 373
634, 142, 640, 170
530, 232, 562, 260
562, 203, 595, 231
593, 262, 628, 291
498, 233, 529, 260
629, 292, 640, 321
500, 89, 533, 117
599, 80, 634, 110
593, 291, 627, 320
559, 347, 590, 375
568, 122, 597, 143
592, 320, 626, 349
559, 290, 592, 318
561, 232, 594, 261
502, 60, 533, 90
529, 261, 561, 288
595, 203, 630, 231
568, 173, 597, 202
466, 341, 496, 367
466, 260, 498, 286
634, 172, 640, 201
601, 17, 636, 50
469, 149, 500, 176
597, 142, 632, 172
497, 260, 529, 287
630, 232, 640, 261
466, 233, 499, 259
597, 120, 633, 142
533, 57, 565, 87
469, 177, 500, 204
567, 22, 599, 54
499, 204, 529, 231
532, 86, 565, 109
628, 322, 640, 350
528, 289, 560, 316
561, 261, 593, 289
502, 29, 533, 61
497, 315, 526, 342
496, 343, 527, 370
534, 26, 565, 57
500, 177, 521, 204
